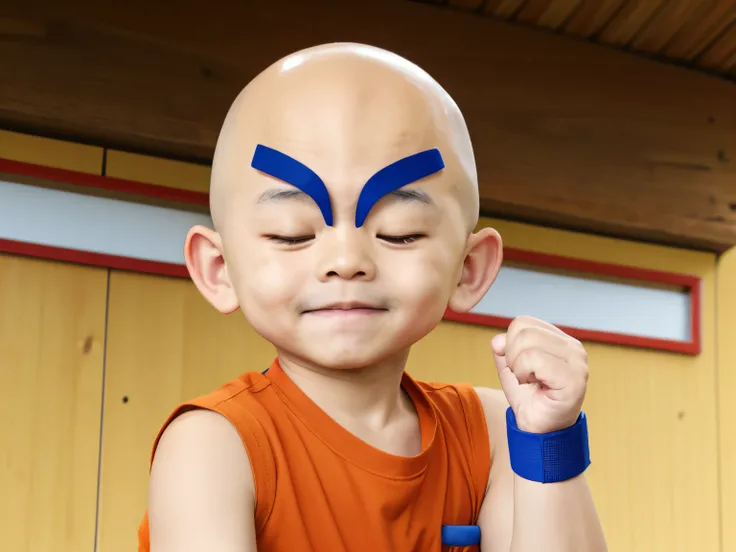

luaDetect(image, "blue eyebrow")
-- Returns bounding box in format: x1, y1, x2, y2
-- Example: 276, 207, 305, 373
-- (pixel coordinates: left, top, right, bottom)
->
251, 145, 334, 226
354, 148, 445, 227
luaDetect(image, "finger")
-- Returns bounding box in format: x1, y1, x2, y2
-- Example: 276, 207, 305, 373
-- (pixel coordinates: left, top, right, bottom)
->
490, 335, 519, 390
497, 365, 521, 399
491, 333, 506, 356
505, 326, 570, 369
507, 316, 582, 347
493, 351, 521, 398
512, 315, 568, 335
511, 348, 568, 390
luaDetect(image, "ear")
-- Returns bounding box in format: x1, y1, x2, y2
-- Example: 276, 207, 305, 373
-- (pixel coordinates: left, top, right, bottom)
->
448, 226, 503, 313
184, 225, 240, 314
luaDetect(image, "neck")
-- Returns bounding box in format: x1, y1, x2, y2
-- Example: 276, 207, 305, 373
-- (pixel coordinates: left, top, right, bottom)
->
276, 349, 413, 429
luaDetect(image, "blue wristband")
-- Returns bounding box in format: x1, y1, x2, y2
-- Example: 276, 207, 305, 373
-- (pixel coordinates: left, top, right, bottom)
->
506, 407, 591, 483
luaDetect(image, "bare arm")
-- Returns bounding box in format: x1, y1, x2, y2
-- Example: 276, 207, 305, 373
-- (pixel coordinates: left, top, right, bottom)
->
474, 387, 607, 552
148, 409, 257, 552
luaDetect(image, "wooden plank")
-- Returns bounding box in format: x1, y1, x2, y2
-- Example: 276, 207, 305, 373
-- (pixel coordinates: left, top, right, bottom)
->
563, 0, 627, 38
0, 129, 103, 173
479, 0, 506, 14
0, 0, 735, 251
630, 0, 707, 53
536, 0, 583, 29
105, 150, 211, 193
514, 0, 582, 30
698, 18, 736, 69
98, 270, 276, 552
485, 0, 527, 18
598, 0, 668, 47
0, 254, 107, 552
447, 0, 486, 9
515, 0, 555, 24
717, 245, 736, 552
664, 0, 736, 60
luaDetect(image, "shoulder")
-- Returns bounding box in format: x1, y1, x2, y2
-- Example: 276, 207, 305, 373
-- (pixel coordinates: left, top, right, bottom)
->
472, 386, 509, 453
473, 387, 509, 427
147, 370, 279, 541
414, 380, 508, 430
421, 382, 509, 459
154, 408, 252, 466
148, 370, 273, 466
472, 387, 512, 495
416, 380, 490, 430
192, 370, 273, 410
148, 409, 257, 551
151, 409, 254, 499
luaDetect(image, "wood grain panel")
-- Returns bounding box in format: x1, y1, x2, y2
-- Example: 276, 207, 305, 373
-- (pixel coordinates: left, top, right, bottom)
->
409, 216, 719, 552
563, 0, 627, 37
96, 271, 276, 552
535, 0, 583, 29
104, 150, 211, 194
717, 245, 736, 552
446, 0, 736, 76
0, 0, 735, 250
0, 254, 107, 552
664, 0, 736, 59
0, 129, 103, 173
629, 0, 705, 53
486, 0, 527, 18
515, 0, 558, 25
597, 0, 668, 46
698, 19, 736, 69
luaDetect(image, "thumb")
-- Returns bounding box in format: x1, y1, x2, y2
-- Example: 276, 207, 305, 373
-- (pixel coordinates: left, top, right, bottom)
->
491, 334, 519, 396
491, 333, 506, 357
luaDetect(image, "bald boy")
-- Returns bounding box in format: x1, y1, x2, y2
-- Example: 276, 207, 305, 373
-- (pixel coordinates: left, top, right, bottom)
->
139, 43, 607, 552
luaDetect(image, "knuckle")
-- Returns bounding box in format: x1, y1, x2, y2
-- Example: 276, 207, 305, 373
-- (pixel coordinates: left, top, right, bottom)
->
515, 347, 542, 369
515, 326, 538, 344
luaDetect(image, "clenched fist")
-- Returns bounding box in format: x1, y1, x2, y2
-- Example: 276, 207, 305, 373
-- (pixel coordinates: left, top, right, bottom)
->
492, 316, 589, 434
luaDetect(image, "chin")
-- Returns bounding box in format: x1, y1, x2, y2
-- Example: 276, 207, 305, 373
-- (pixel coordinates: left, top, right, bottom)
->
259, 311, 441, 370
308, 347, 391, 371
302, 330, 424, 371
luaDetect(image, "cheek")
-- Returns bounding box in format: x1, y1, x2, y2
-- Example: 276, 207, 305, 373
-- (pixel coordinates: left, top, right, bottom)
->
384, 249, 458, 309
229, 247, 304, 309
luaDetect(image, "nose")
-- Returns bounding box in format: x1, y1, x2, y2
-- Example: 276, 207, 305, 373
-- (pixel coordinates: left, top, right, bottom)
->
316, 227, 377, 282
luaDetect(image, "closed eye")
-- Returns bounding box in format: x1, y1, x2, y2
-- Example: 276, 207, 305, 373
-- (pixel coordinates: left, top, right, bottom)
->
377, 234, 426, 245
266, 235, 315, 246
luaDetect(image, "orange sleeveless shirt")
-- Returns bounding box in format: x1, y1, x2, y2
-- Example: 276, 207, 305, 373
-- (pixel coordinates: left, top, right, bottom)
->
138, 359, 491, 551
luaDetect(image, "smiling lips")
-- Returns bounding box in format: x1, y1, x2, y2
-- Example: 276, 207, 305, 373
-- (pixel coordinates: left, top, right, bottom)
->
303, 302, 388, 316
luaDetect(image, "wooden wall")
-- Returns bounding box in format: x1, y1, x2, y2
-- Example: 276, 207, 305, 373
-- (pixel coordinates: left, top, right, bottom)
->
717, 247, 736, 552
0, 255, 107, 552
0, 130, 728, 552
1, 0, 735, 251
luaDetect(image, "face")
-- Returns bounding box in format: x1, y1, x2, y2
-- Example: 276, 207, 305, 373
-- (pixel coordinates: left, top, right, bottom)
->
186, 56, 502, 370
212, 144, 476, 370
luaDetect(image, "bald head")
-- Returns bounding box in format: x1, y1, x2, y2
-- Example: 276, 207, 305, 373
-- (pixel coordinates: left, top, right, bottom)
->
210, 42, 479, 234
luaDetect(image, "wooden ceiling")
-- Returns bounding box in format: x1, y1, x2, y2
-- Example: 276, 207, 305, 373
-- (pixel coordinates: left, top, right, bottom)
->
418, 0, 736, 82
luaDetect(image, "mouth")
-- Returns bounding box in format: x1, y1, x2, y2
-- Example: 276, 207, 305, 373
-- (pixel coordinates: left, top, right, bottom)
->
302, 302, 388, 315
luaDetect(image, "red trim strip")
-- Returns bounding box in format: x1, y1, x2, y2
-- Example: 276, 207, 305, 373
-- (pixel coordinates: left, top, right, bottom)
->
0, 158, 701, 354
503, 247, 700, 288
0, 158, 209, 206
443, 310, 699, 355
447, 247, 701, 355
0, 238, 189, 278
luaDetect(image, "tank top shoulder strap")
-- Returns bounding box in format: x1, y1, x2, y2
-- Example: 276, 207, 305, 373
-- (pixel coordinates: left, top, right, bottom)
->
418, 380, 492, 500
149, 374, 277, 534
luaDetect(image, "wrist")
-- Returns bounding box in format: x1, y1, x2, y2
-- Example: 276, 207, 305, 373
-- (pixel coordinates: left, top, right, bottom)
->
514, 409, 582, 434
506, 407, 591, 484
